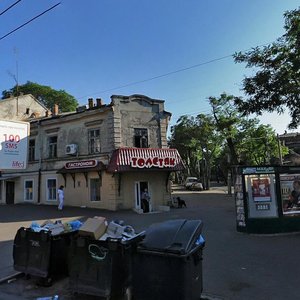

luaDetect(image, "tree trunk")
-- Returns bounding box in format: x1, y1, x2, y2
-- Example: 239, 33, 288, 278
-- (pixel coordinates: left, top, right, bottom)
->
227, 137, 239, 165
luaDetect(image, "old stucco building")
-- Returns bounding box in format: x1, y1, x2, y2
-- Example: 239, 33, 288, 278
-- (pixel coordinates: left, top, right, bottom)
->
0, 94, 184, 212
0, 94, 49, 120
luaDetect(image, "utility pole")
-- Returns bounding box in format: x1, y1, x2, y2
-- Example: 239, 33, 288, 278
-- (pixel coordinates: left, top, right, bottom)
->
15, 47, 19, 116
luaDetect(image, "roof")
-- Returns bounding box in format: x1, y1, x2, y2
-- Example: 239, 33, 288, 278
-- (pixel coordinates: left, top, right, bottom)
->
107, 148, 185, 173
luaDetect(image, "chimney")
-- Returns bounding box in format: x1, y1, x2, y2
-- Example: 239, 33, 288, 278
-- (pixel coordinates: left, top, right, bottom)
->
53, 104, 59, 116
96, 98, 103, 107
88, 98, 94, 109
45, 110, 50, 117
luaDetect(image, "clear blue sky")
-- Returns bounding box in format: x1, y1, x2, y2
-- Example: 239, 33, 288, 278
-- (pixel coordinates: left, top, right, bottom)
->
0, 0, 299, 134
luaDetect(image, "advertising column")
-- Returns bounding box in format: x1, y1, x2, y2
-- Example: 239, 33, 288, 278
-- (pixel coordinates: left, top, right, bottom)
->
243, 167, 278, 218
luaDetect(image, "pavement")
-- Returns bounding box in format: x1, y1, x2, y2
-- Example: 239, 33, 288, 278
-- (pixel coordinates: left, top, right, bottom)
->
0, 184, 300, 299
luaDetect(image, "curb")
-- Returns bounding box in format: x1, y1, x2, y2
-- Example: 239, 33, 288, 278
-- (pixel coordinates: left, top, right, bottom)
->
201, 293, 224, 300
0, 272, 22, 285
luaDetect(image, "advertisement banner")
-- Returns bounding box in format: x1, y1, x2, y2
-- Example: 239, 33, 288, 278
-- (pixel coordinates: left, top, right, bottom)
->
251, 178, 271, 202
0, 120, 29, 169
280, 174, 300, 215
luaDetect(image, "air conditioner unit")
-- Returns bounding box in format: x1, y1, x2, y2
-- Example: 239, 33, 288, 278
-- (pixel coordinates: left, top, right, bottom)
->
66, 144, 78, 155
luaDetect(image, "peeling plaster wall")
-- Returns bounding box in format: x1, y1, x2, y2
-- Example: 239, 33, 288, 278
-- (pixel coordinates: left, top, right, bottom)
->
111, 95, 169, 149
0, 94, 48, 120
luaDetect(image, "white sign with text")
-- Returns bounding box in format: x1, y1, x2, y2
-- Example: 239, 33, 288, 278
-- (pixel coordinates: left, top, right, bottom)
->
0, 120, 30, 169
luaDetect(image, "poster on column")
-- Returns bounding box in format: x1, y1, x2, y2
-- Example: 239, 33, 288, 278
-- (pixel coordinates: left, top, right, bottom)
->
0, 120, 30, 169
280, 174, 300, 215
251, 177, 271, 202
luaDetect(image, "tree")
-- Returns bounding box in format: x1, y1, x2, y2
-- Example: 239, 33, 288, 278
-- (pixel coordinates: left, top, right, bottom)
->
169, 115, 200, 177
194, 114, 222, 189
209, 93, 241, 165
237, 123, 288, 165
169, 113, 223, 189
208, 93, 287, 166
234, 8, 300, 129
2, 81, 78, 112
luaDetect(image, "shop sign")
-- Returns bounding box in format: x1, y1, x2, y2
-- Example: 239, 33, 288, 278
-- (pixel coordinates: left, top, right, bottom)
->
130, 156, 176, 168
242, 167, 275, 174
65, 159, 98, 169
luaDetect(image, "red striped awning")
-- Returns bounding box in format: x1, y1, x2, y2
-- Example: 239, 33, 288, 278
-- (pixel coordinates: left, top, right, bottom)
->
107, 148, 185, 173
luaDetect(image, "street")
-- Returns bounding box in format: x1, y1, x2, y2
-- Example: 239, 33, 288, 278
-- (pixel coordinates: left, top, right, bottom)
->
0, 185, 300, 299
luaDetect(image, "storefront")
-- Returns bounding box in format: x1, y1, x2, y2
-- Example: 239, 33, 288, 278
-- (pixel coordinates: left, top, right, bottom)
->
234, 166, 300, 233
107, 148, 185, 212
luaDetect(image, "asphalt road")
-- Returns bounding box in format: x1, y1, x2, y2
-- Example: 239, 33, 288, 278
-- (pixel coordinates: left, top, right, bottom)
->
0, 185, 300, 299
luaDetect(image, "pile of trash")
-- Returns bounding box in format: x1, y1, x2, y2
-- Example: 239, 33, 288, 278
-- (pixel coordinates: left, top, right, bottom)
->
100, 220, 138, 241
30, 219, 82, 236
29, 217, 142, 241
78, 216, 143, 242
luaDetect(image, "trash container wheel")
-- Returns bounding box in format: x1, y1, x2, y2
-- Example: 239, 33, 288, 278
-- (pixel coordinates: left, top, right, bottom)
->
37, 276, 53, 287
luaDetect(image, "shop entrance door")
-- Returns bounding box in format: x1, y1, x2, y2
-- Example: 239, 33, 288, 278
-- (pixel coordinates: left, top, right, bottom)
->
135, 181, 151, 212
6, 181, 15, 204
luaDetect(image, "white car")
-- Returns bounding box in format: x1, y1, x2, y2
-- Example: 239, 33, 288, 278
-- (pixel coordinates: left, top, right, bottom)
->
190, 181, 203, 191
184, 177, 199, 190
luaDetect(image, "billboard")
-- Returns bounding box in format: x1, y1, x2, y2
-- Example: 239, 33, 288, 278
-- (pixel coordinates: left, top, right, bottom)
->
280, 174, 300, 216
0, 120, 30, 169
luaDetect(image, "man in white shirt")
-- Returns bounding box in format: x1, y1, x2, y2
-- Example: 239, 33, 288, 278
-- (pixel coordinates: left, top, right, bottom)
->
57, 185, 64, 210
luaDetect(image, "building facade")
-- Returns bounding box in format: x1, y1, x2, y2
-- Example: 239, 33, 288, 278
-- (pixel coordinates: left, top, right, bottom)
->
0, 94, 49, 121
0, 94, 184, 212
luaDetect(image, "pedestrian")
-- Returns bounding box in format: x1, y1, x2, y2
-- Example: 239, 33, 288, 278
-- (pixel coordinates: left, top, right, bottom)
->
141, 188, 150, 213
57, 185, 64, 210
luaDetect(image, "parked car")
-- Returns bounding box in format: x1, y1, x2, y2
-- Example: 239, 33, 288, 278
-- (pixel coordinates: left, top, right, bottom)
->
190, 181, 203, 191
184, 177, 198, 190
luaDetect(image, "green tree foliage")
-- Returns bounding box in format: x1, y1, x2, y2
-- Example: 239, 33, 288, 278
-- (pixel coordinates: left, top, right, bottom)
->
169, 113, 223, 189
169, 115, 200, 176
195, 114, 223, 189
2, 81, 78, 112
209, 93, 242, 165
170, 96, 287, 186
209, 93, 288, 166
234, 8, 300, 129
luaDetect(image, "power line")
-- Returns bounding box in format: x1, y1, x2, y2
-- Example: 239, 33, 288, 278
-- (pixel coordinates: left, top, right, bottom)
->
78, 54, 234, 99
0, 2, 61, 41
0, 0, 22, 16
78, 42, 271, 100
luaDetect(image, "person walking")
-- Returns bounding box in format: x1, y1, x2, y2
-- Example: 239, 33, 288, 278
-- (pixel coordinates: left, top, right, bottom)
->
57, 185, 64, 210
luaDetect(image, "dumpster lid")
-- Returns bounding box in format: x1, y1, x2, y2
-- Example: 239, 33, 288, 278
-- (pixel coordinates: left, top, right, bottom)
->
139, 219, 203, 255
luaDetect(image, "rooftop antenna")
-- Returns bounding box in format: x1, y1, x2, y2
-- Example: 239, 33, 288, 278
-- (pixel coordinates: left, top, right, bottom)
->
7, 47, 19, 115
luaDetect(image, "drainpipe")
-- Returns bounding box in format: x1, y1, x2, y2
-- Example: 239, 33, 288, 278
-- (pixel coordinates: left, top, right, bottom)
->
37, 120, 42, 203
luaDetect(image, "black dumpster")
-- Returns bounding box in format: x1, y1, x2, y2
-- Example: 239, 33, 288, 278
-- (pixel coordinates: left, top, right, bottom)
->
13, 227, 76, 284
132, 219, 205, 300
68, 234, 144, 300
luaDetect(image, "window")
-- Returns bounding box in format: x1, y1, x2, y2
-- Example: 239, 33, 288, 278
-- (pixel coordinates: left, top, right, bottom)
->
88, 129, 100, 154
134, 128, 148, 148
24, 180, 33, 201
90, 178, 100, 201
47, 179, 57, 201
28, 139, 35, 161
48, 136, 57, 158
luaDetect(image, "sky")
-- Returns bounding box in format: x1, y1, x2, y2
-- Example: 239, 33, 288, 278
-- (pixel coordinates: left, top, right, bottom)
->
0, 0, 299, 135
